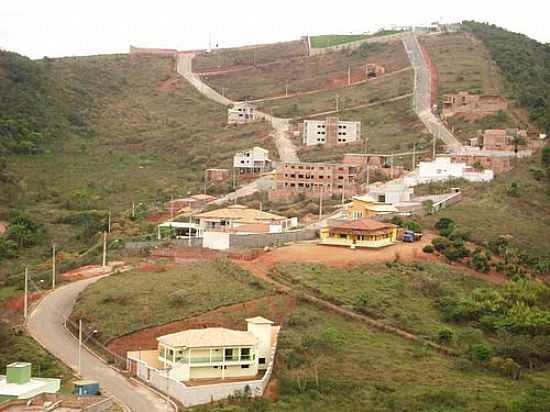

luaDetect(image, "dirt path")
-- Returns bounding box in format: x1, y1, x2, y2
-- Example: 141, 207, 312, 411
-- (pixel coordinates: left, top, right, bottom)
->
106, 294, 295, 357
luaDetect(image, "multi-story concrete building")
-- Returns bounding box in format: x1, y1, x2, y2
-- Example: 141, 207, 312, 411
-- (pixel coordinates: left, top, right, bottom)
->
272, 162, 358, 199
442, 92, 508, 118
233, 147, 271, 174
303, 117, 361, 146
228, 102, 257, 125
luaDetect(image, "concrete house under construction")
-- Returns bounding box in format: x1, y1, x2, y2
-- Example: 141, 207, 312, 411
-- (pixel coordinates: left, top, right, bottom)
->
228, 102, 257, 125
271, 162, 358, 200
303, 117, 361, 146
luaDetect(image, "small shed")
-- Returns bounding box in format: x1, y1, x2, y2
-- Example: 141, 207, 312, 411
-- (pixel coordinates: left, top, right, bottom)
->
74, 380, 100, 396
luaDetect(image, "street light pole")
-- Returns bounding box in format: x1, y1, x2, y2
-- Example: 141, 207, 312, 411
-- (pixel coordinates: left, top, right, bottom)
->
78, 319, 82, 375
52, 244, 56, 290
24, 267, 28, 320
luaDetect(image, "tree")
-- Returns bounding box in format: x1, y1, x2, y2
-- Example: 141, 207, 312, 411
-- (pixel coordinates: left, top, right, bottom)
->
434, 218, 455, 237
422, 200, 434, 215
0, 237, 17, 259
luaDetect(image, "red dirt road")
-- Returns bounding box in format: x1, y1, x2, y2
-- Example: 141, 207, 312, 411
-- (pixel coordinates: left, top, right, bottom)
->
106, 294, 295, 357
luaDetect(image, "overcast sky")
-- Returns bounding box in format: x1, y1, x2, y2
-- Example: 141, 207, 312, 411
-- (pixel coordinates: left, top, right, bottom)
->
1, 0, 549, 59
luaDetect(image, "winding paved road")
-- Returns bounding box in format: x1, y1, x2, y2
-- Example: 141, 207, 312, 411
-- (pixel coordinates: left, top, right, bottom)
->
401, 34, 463, 153
27, 276, 168, 412
176, 54, 299, 163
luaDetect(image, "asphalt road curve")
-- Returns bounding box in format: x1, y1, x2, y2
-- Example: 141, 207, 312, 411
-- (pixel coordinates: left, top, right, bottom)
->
27, 276, 169, 412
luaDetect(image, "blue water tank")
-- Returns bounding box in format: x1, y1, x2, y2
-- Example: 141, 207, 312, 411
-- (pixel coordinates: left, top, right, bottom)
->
74, 380, 100, 396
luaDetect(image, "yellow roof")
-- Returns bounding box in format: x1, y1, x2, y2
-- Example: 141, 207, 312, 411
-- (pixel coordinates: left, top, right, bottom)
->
246, 316, 274, 325
157, 328, 258, 349
352, 195, 377, 203
364, 204, 399, 213
195, 205, 286, 223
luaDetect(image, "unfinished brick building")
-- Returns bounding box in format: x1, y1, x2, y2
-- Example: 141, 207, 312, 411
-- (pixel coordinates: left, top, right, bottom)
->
451, 154, 513, 174
342, 153, 406, 179
442, 92, 508, 118
479, 129, 527, 151
206, 168, 230, 183
366, 64, 385, 79
271, 162, 358, 200
303, 117, 361, 146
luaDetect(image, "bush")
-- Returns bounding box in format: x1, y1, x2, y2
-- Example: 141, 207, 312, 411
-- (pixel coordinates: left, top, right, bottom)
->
402, 220, 422, 233
437, 327, 454, 344
435, 217, 455, 237
471, 251, 491, 273
432, 237, 451, 252
470, 343, 491, 363
422, 245, 434, 254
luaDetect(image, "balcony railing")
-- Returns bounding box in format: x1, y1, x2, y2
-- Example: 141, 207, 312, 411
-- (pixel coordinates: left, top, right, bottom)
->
183, 355, 253, 364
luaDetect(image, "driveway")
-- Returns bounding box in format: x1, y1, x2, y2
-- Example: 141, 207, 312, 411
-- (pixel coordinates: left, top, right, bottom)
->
27, 276, 169, 412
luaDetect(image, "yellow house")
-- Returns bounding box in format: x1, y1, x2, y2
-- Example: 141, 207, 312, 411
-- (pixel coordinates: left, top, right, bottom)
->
346, 195, 399, 220
320, 219, 398, 248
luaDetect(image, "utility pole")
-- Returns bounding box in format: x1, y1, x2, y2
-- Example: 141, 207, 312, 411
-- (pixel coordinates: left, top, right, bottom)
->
188, 215, 192, 247
433, 134, 436, 159
24, 268, 28, 320
102, 231, 107, 268
341, 176, 346, 206
319, 186, 324, 222
348, 64, 351, 87
107, 209, 111, 233
335, 95, 339, 112
366, 164, 370, 186
78, 319, 82, 376
390, 154, 394, 179
170, 195, 174, 220
203, 170, 208, 194
52, 244, 56, 290
285, 81, 289, 97
412, 143, 416, 170
131, 202, 135, 219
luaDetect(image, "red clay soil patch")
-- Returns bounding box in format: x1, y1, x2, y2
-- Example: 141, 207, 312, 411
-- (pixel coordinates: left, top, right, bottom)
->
0, 222, 7, 236
107, 294, 295, 357
422, 46, 438, 107
3, 292, 41, 311
61, 262, 126, 280
253, 234, 438, 269
159, 77, 179, 92
145, 211, 172, 223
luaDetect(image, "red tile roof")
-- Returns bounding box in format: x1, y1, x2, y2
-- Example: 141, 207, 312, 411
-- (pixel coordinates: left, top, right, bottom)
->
329, 219, 396, 235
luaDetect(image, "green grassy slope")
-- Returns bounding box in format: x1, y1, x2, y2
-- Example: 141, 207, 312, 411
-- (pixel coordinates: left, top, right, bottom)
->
463, 21, 550, 132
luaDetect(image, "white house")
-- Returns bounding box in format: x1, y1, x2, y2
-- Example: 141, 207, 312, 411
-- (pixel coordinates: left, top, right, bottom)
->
405, 157, 494, 186
228, 103, 257, 125
367, 180, 413, 205
233, 147, 271, 174
134, 317, 275, 382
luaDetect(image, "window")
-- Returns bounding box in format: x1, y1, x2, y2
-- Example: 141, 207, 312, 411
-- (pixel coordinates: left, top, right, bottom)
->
259, 358, 266, 365
241, 348, 251, 360
241, 365, 250, 369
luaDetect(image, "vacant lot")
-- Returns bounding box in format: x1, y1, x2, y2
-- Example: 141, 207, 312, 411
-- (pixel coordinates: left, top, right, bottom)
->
71, 260, 270, 343
192, 41, 308, 72
256, 68, 413, 118
420, 32, 502, 101
201, 42, 410, 100
272, 261, 489, 339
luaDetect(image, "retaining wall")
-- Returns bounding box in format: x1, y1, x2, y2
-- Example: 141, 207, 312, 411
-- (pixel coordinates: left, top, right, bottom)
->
228, 230, 316, 249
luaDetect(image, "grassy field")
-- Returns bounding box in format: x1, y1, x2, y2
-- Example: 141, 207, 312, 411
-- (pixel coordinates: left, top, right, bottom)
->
192, 41, 308, 72
309, 30, 404, 48
310, 34, 369, 48
272, 261, 489, 340
420, 156, 550, 260
256, 68, 413, 118
419, 32, 502, 101
201, 42, 410, 100
70, 260, 270, 343
192, 302, 550, 412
